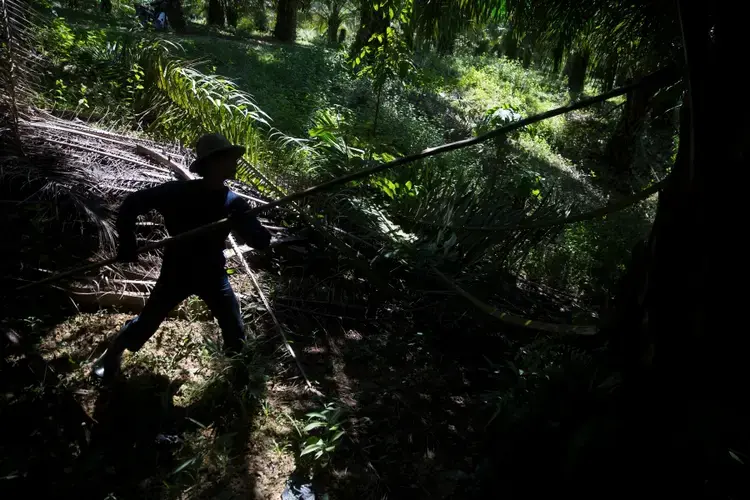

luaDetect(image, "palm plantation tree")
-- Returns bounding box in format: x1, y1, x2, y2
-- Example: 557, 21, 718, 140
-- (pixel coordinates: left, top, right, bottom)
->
274, 0, 299, 41
312, 0, 354, 45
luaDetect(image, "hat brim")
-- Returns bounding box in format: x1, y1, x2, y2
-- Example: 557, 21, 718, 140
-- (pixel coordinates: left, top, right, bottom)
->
189, 145, 246, 174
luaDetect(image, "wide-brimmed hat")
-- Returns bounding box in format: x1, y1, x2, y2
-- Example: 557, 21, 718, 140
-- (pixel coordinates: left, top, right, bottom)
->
189, 133, 246, 175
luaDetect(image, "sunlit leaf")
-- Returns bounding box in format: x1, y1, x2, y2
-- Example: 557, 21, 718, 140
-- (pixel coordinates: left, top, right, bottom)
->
303, 422, 326, 432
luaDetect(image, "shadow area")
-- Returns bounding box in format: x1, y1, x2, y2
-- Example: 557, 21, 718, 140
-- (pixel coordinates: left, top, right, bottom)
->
70, 373, 180, 499
0, 328, 266, 499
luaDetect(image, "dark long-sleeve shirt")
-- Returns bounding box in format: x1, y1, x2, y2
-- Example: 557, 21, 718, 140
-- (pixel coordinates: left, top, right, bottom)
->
116, 180, 271, 276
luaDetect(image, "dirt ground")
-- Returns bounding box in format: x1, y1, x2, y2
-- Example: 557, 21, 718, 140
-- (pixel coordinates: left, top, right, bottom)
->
1, 274, 506, 500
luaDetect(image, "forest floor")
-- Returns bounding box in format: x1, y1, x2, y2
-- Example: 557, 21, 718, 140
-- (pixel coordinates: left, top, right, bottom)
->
3, 261, 509, 499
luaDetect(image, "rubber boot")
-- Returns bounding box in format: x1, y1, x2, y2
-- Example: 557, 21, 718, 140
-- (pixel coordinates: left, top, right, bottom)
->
91, 348, 122, 382
91, 323, 130, 382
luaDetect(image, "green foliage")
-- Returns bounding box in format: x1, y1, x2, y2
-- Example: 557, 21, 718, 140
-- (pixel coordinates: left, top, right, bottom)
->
37, 17, 277, 179
308, 0, 356, 44
483, 336, 601, 428
147, 59, 270, 165
353, 11, 416, 89
235, 16, 256, 37
299, 403, 346, 464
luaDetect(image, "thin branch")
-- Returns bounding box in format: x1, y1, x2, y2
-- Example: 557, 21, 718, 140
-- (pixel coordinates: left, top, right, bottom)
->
135, 144, 191, 178
229, 234, 322, 396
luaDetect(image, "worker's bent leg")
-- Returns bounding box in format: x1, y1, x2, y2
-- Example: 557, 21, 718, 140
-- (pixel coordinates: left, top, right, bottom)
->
93, 277, 188, 380
198, 274, 245, 355
113, 278, 188, 352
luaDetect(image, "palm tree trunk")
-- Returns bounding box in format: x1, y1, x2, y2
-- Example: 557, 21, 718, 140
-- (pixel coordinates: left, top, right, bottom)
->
602, 58, 617, 92
166, 0, 186, 32
437, 34, 455, 55
207, 0, 224, 26
274, 0, 298, 42
326, 5, 341, 45
502, 33, 518, 59
521, 34, 533, 68
605, 3, 748, 491
351, 0, 388, 58
372, 84, 383, 136
604, 82, 652, 192
568, 49, 589, 96
226, 2, 238, 27
552, 41, 564, 74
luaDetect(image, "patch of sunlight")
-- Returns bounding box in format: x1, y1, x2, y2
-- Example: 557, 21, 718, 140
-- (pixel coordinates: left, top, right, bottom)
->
358, 201, 418, 246
296, 28, 320, 46
38, 312, 228, 410
515, 132, 604, 202
256, 51, 278, 64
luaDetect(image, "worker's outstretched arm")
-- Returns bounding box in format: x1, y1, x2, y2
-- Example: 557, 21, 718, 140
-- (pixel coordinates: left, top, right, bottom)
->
228, 196, 272, 250
116, 183, 175, 261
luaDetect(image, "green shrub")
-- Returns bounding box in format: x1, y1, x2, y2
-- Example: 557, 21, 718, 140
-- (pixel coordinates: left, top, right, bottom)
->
235, 16, 254, 38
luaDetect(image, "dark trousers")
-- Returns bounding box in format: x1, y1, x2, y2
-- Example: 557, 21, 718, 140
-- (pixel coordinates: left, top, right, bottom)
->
113, 271, 245, 354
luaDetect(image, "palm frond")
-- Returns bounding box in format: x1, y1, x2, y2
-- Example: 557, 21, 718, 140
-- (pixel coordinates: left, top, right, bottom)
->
1, 0, 42, 143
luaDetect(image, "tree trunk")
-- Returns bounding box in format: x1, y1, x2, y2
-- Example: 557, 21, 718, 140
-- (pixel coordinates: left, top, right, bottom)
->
437, 32, 455, 55
252, 0, 268, 32
605, 2, 748, 492
552, 41, 564, 74
326, 5, 341, 45
502, 33, 518, 60
166, 0, 186, 32
351, 0, 388, 59
644, 2, 747, 394
274, 0, 298, 41
521, 34, 533, 68
522, 48, 532, 68
226, 2, 238, 27
604, 81, 654, 192
602, 58, 617, 92
207, 0, 224, 26
568, 49, 589, 96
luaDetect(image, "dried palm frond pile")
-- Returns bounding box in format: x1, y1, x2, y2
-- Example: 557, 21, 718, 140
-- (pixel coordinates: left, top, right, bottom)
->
5, 111, 298, 309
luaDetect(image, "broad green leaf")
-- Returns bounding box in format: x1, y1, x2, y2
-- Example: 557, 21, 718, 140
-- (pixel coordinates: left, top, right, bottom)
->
301, 439, 324, 456
303, 422, 326, 432
300, 446, 318, 456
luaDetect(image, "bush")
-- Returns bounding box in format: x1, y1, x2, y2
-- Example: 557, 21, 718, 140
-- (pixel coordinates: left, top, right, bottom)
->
236, 16, 254, 38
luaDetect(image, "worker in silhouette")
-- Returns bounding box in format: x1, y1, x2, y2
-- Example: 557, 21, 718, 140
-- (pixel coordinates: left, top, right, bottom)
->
92, 133, 271, 381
